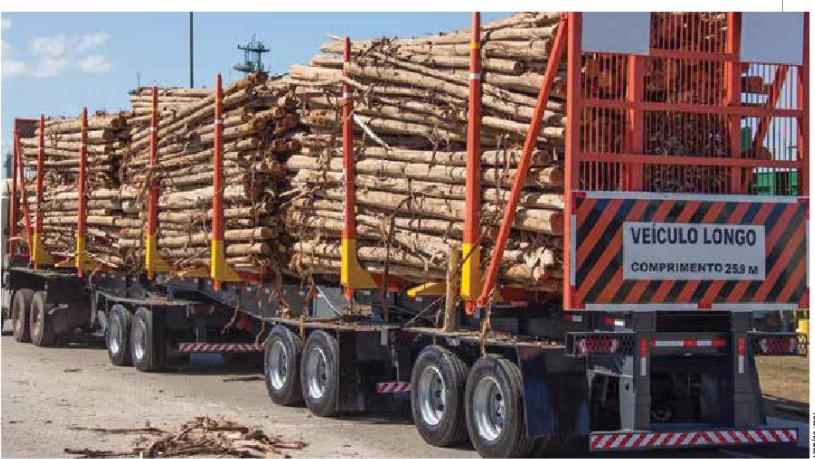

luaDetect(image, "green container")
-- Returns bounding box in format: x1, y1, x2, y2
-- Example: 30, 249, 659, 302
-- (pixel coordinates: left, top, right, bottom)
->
752, 170, 798, 195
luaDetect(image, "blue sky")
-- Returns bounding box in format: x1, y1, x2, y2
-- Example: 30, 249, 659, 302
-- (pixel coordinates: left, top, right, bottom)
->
0, 12, 510, 159
0, 12, 804, 166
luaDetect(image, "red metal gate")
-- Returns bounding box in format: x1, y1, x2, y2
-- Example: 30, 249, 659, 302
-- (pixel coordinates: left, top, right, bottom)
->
563, 12, 809, 311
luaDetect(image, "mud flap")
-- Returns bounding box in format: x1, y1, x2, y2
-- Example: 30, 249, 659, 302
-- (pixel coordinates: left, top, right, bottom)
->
336, 330, 366, 412
517, 346, 590, 437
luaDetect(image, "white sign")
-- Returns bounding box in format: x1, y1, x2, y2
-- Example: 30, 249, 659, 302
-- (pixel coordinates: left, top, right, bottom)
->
623, 222, 765, 281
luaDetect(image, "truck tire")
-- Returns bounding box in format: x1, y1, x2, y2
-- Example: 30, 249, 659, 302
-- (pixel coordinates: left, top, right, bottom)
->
300, 330, 340, 417
107, 304, 133, 366
465, 355, 535, 458
12, 288, 33, 343
131, 307, 160, 372
410, 345, 469, 446
29, 291, 56, 347
265, 325, 304, 406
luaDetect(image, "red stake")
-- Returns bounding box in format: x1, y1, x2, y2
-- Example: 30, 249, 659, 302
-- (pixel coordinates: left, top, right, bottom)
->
462, 12, 482, 313
342, 37, 355, 245
476, 14, 569, 307
15, 131, 33, 259
34, 115, 45, 268
77, 107, 89, 275
212, 73, 225, 289
9, 125, 19, 258
799, 13, 809, 196
146, 86, 161, 279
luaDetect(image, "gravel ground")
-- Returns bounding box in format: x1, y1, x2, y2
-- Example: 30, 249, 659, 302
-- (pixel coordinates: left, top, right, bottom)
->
1, 325, 808, 458
1, 332, 475, 458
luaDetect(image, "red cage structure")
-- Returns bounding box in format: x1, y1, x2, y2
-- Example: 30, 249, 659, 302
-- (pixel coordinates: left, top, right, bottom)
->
561, 12, 808, 313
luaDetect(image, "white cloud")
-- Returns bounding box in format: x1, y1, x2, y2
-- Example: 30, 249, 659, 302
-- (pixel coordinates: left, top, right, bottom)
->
30, 33, 68, 57
5, 31, 113, 78
78, 54, 112, 73
32, 57, 69, 77
1, 40, 28, 78
75, 32, 110, 53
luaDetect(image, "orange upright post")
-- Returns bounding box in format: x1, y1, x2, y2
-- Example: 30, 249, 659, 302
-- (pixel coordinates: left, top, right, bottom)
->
798, 13, 809, 196
145, 87, 169, 278
15, 132, 33, 258
477, 14, 570, 307
340, 36, 376, 294
32, 114, 53, 267
626, 56, 645, 191
563, 12, 582, 310
75, 107, 91, 274
210, 74, 239, 288
9, 126, 19, 258
725, 12, 743, 193
461, 12, 482, 313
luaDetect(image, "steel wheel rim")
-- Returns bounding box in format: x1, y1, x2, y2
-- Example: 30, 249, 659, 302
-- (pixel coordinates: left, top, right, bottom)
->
305, 347, 328, 400
108, 315, 121, 355
31, 303, 42, 334
268, 340, 289, 390
12, 302, 23, 333
473, 376, 504, 442
418, 365, 446, 426
133, 318, 146, 361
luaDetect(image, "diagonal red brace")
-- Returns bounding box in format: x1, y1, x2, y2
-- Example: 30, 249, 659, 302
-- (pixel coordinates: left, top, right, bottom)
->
476, 14, 569, 307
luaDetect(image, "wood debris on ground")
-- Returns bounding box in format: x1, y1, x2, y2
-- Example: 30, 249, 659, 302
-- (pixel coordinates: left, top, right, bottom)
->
64, 416, 308, 458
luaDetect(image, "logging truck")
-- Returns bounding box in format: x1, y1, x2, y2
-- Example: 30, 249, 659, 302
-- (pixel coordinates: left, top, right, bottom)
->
2, 11, 809, 458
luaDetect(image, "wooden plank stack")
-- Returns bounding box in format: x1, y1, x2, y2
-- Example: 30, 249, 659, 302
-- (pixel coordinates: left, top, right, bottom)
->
284, 12, 567, 291
20, 112, 132, 266
118, 73, 302, 275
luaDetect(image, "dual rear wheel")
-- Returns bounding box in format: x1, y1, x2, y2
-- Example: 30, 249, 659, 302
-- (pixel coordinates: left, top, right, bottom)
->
105, 305, 160, 371
411, 348, 535, 457
11, 288, 57, 346
263, 328, 340, 417
262, 329, 544, 457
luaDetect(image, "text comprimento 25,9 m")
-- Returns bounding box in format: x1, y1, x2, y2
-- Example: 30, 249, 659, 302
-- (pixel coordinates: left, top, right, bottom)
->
622, 222, 766, 281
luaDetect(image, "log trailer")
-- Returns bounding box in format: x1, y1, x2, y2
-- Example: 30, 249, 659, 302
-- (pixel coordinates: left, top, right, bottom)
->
2, 11, 809, 457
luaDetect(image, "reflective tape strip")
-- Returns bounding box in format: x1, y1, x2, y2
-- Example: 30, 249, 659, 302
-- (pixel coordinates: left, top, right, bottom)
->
589, 429, 797, 450
179, 342, 263, 352
563, 313, 583, 322
214, 119, 223, 125
375, 381, 411, 393
342, 92, 353, 98
651, 339, 727, 348
469, 72, 481, 80
149, 126, 157, 132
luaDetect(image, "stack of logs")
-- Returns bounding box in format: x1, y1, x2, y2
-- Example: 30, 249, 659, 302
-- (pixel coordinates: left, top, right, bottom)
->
20, 112, 132, 266
12, 12, 763, 294
284, 12, 567, 291
118, 73, 302, 274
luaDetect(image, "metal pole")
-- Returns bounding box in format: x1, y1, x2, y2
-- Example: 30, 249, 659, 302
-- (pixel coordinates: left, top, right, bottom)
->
798, 12, 809, 196
476, 14, 569, 307
211, 73, 225, 288
76, 107, 89, 275
189, 12, 194, 88
15, 136, 32, 259
146, 86, 160, 278
726, 12, 742, 193
461, 12, 482, 313
9, 124, 18, 258
563, 12, 582, 310
34, 115, 45, 268
340, 36, 376, 294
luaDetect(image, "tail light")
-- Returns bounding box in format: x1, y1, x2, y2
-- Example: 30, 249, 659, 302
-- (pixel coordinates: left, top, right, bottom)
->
566, 332, 633, 357
750, 333, 802, 355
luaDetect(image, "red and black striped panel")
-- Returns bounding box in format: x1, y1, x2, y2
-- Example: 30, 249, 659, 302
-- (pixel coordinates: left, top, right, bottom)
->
573, 194, 807, 307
